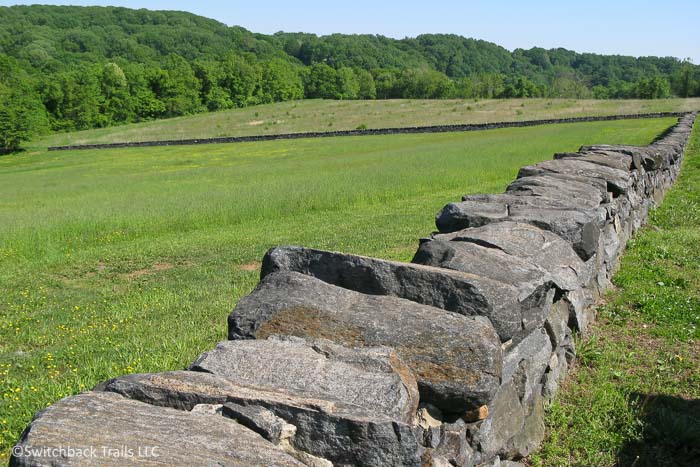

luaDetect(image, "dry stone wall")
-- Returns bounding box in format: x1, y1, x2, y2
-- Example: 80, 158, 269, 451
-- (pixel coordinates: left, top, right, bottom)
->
11, 113, 696, 467
48, 111, 686, 152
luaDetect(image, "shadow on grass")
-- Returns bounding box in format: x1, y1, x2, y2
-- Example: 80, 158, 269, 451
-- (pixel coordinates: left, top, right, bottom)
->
650, 123, 677, 144
0, 148, 26, 157
618, 393, 700, 467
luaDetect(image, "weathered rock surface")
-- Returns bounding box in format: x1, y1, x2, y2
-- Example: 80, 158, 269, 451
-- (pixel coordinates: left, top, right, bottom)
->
514, 170, 610, 199
189, 336, 419, 424
554, 151, 639, 172
412, 237, 553, 300
99, 370, 421, 466
506, 394, 546, 459
562, 289, 594, 336
435, 194, 603, 260
544, 299, 573, 349
429, 221, 590, 292
579, 144, 669, 171
502, 328, 552, 406
229, 271, 503, 412
518, 158, 633, 196
434, 198, 510, 232
506, 174, 607, 208
411, 238, 556, 334
221, 402, 296, 445
470, 381, 526, 459
433, 419, 474, 466
462, 192, 601, 215
220, 403, 334, 467
261, 245, 550, 341
416, 403, 444, 449
10, 391, 303, 466
602, 221, 623, 267
542, 346, 570, 401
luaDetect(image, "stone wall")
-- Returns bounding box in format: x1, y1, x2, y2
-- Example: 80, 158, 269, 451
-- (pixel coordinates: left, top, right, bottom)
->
12, 113, 696, 467
48, 111, 686, 151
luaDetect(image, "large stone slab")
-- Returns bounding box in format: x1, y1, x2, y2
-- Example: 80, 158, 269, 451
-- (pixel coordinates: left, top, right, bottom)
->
10, 391, 303, 466
515, 171, 610, 199
411, 238, 555, 311
506, 174, 607, 208
435, 199, 508, 232
229, 271, 503, 412
189, 336, 419, 424
553, 151, 639, 172
435, 195, 603, 260
261, 246, 551, 341
431, 222, 591, 291
579, 144, 669, 171
518, 158, 633, 196
100, 370, 421, 466
461, 193, 599, 214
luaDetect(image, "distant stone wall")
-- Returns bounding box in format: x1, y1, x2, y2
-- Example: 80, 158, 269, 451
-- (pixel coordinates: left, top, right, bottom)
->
12, 113, 696, 467
47, 111, 687, 151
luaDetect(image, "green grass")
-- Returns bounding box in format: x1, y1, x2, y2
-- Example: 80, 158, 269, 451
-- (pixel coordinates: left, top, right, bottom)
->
30, 97, 700, 149
531, 122, 700, 466
0, 117, 676, 462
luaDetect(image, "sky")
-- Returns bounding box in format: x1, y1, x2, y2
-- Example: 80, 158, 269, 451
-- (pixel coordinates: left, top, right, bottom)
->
2, 0, 699, 63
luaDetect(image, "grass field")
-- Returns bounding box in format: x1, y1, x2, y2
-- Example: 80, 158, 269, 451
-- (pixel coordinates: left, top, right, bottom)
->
0, 116, 678, 461
531, 123, 700, 466
31, 97, 700, 149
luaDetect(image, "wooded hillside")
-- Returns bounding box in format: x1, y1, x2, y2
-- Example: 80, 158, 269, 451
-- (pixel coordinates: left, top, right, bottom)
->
1, 5, 699, 151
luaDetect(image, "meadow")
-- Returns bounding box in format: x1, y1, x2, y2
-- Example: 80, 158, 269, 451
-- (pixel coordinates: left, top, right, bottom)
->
0, 115, 678, 461
31, 97, 700, 149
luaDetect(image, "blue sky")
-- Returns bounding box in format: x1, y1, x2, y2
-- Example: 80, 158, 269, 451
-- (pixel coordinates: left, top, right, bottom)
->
3, 1, 699, 63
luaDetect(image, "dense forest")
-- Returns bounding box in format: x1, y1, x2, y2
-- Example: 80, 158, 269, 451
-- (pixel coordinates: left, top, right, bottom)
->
1, 5, 699, 152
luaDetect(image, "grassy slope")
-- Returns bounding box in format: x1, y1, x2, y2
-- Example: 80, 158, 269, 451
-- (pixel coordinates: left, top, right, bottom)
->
31, 98, 700, 149
532, 123, 700, 466
0, 118, 676, 461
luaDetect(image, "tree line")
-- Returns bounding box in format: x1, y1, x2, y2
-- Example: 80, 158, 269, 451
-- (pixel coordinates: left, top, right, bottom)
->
1, 5, 699, 153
